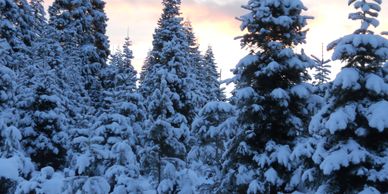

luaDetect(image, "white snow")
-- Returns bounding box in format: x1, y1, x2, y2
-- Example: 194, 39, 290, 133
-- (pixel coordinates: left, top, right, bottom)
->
236, 87, 256, 100
358, 186, 381, 194
325, 104, 357, 133
290, 84, 311, 99
365, 73, 388, 95
332, 68, 360, 90
247, 180, 263, 194
320, 140, 368, 175
366, 100, 388, 132
264, 168, 281, 185
270, 88, 290, 107
0, 157, 19, 180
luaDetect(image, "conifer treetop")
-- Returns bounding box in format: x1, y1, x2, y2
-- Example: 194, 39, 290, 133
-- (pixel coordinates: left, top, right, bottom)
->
239, 0, 313, 49
328, 0, 388, 70
348, 0, 382, 34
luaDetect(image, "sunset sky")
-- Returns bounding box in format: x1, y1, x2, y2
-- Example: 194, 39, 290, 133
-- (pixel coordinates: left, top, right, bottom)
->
44, 0, 388, 84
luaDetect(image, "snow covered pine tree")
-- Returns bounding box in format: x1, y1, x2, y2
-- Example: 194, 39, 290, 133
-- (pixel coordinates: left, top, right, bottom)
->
202, 46, 225, 102
308, 0, 388, 193
49, 0, 110, 108
139, 0, 201, 192
220, 0, 314, 193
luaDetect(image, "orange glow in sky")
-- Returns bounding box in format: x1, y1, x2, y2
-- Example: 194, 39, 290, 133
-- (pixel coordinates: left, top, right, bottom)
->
44, 0, 388, 84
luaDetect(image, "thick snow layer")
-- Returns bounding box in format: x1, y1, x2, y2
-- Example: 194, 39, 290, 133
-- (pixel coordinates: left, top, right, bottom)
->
270, 144, 291, 169
365, 73, 388, 95
290, 84, 311, 99
236, 87, 256, 100
320, 140, 368, 175
366, 100, 388, 132
247, 180, 263, 194
200, 101, 234, 114
236, 165, 254, 185
333, 68, 360, 90
358, 186, 381, 194
237, 54, 258, 67
41, 170, 65, 194
0, 157, 19, 180
325, 104, 357, 134
271, 88, 290, 107
329, 34, 388, 61
264, 168, 281, 185
82, 177, 110, 194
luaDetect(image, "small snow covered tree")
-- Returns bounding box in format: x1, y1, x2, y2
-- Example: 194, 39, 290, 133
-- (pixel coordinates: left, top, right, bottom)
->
312, 44, 331, 85
118, 36, 137, 92
220, 0, 314, 193
203, 46, 225, 102
18, 68, 69, 170
188, 101, 235, 192
308, 1, 388, 193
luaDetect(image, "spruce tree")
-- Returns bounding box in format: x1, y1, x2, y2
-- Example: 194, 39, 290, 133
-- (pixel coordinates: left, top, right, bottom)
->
188, 101, 235, 192
0, 46, 20, 194
308, 0, 388, 193
0, 0, 36, 72
312, 45, 331, 85
220, 0, 314, 193
30, 0, 47, 35
138, 0, 196, 191
118, 36, 137, 92
0, 40, 34, 193
18, 67, 69, 170
183, 20, 207, 110
49, 0, 110, 107
203, 46, 225, 102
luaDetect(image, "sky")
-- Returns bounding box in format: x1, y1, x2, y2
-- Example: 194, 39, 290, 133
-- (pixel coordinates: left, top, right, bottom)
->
44, 0, 388, 88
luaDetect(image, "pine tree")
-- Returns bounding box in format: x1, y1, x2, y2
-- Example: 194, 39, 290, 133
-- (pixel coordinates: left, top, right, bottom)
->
30, 0, 47, 35
220, 0, 314, 193
183, 20, 207, 110
188, 101, 235, 192
203, 46, 225, 102
118, 36, 137, 92
17, 67, 69, 170
308, 0, 388, 193
0, 46, 19, 194
49, 0, 110, 107
138, 0, 197, 191
0, 41, 40, 194
312, 44, 331, 85
0, 0, 36, 72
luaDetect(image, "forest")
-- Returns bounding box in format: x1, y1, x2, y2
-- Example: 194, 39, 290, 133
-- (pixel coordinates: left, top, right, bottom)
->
0, 0, 387, 193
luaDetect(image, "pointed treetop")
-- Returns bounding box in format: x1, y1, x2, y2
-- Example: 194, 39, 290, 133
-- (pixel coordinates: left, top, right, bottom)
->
327, 0, 387, 70
239, 0, 313, 49
160, 0, 182, 20
348, 0, 382, 34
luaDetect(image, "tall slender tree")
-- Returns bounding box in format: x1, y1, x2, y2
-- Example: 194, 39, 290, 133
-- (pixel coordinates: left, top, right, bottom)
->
139, 0, 197, 192
220, 0, 314, 193
183, 20, 207, 110
308, 0, 388, 193
203, 46, 225, 102
312, 44, 331, 85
